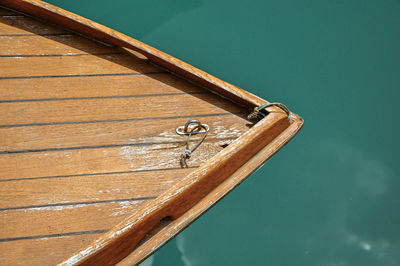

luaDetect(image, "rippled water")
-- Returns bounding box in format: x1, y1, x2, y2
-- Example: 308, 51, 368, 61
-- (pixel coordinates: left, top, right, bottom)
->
47, 1, 400, 265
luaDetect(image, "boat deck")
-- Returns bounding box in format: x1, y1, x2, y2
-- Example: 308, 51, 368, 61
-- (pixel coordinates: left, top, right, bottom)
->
0, 6, 251, 265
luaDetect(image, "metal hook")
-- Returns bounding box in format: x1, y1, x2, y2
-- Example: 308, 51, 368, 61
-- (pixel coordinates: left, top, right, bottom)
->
247, 102, 291, 120
177, 120, 209, 168
176, 120, 209, 135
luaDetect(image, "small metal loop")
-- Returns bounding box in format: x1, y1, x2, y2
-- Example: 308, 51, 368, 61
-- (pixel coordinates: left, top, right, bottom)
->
183, 120, 201, 133
178, 121, 209, 168
186, 124, 208, 153
176, 121, 209, 135
247, 102, 291, 120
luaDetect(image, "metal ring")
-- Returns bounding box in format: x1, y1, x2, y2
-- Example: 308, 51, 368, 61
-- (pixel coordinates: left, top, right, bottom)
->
180, 123, 209, 168
176, 121, 209, 135
247, 102, 291, 120
259, 103, 290, 117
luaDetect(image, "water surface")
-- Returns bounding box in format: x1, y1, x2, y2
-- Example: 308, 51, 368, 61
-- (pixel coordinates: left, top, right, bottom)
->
47, 1, 400, 265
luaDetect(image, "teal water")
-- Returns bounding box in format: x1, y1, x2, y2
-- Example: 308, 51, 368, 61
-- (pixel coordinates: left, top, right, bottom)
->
47, 1, 400, 265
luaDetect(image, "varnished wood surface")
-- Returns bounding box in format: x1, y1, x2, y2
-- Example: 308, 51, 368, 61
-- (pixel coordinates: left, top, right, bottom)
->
0, 5, 254, 265
0, 53, 159, 79
1, 234, 103, 266
0, 93, 241, 126
0, 72, 203, 101
0, 14, 67, 35
1, 0, 268, 108
0, 115, 245, 152
0, 34, 117, 56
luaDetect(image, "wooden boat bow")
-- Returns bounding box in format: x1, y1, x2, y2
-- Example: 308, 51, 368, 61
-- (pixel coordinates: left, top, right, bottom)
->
0, 0, 303, 265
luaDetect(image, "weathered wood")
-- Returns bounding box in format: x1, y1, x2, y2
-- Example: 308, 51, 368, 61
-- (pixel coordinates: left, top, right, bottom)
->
0, 1, 303, 265
0, 200, 147, 239
118, 114, 303, 265
0, 234, 102, 266
0, 115, 247, 151
0, 93, 241, 126
0, 34, 118, 55
60, 113, 291, 265
0, 15, 67, 35
0, 168, 193, 208
0, 0, 265, 107
0, 72, 203, 101
0, 140, 229, 181
0, 53, 159, 79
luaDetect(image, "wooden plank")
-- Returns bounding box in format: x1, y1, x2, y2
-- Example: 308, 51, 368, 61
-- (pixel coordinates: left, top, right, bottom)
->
0, 15, 67, 35
0, 72, 203, 101
0, 0, 266, 108
0, 234, 102, 266
0, 34, 119, 56
0, 115, 247, 152
0, 93, 242, 126
0, 199, 152, 239
0, 140, 228, 181
0, 168, 193, 208
0, 53, 159, 78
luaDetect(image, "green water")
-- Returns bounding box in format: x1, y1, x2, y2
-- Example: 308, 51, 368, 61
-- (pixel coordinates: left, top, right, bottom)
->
46, 1, 400, 265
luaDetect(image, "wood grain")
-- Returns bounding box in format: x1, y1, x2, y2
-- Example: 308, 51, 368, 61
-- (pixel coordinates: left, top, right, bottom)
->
1, 0, 264, 107
0, 34, 118, 55
0, 168, 194, 208
0, 200, 148, 239
0, 234, 102, 266
0, 53, 159, 79
0, 115, 247, 152
0, 140, 229, 181
0, 15, 67, 35
60, 113, 291, 265
0, 93, 241, 126
0, 72, 203, 101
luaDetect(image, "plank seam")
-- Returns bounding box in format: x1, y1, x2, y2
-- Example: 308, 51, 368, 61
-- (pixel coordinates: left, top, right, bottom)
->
0, 196, 157, 212
0, 71, 166, 80
0, 167, 197, 183
0, 112, 242, 128
0, 91, 206, 103
0, 33, 72, 36
0, 52, 122, 58
0, 229, 108, 242
0, 136, 238, 154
